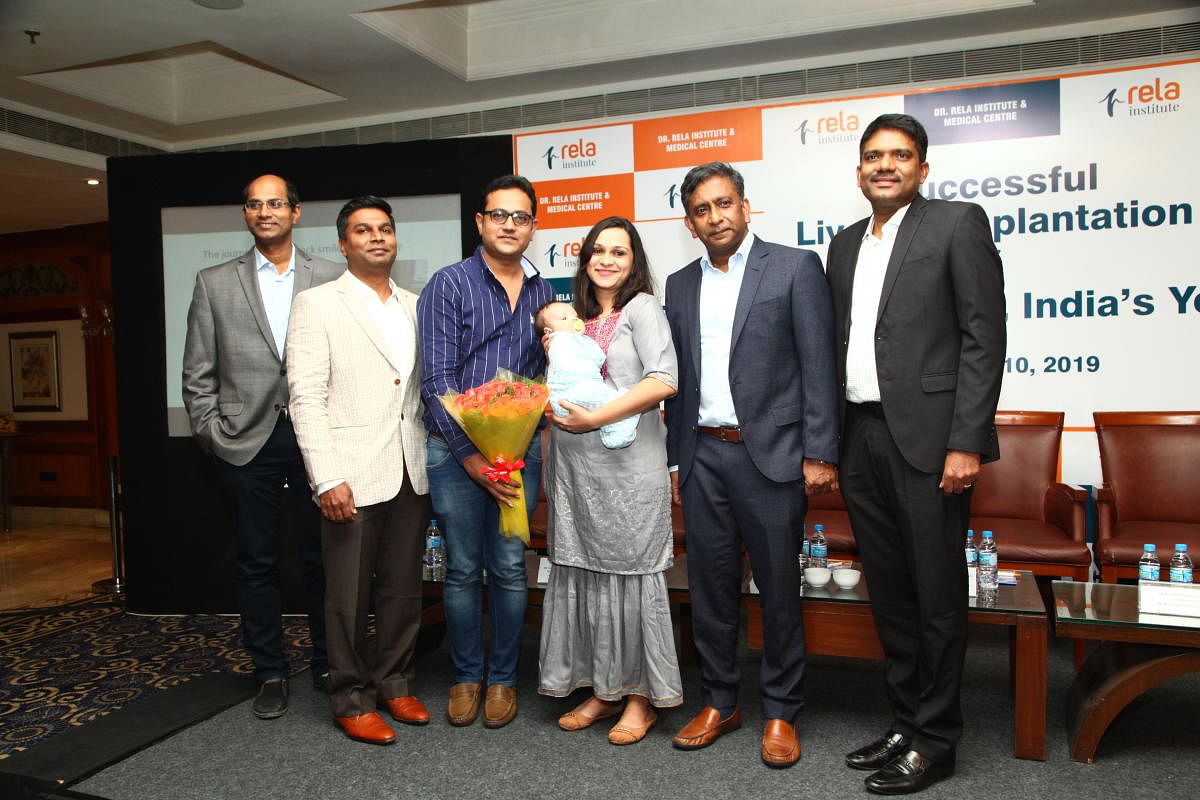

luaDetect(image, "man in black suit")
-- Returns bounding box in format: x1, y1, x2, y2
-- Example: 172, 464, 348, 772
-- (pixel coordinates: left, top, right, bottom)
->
825, 114, 1006, 794
665, 162, 839, 768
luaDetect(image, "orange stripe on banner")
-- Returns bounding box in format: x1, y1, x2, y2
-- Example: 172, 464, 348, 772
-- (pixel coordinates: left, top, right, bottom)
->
633, 108, 762, 172
534, 174, 635, 230
1063, 427, 1096, 432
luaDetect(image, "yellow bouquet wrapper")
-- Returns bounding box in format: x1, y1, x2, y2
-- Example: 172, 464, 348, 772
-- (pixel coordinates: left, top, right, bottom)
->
438, 369, 549, 544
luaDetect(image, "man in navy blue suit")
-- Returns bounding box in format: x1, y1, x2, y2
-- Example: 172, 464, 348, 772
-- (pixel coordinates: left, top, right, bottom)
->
664, 161, 839, 768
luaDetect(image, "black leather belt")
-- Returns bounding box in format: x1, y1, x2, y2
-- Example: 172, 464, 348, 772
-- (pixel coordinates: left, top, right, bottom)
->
698, 425, 743, 443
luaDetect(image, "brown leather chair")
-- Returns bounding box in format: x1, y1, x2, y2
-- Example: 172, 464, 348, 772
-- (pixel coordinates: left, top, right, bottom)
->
970, 411, 1090, 583
1094, 411, 1200, 582
806, 489, 857, 558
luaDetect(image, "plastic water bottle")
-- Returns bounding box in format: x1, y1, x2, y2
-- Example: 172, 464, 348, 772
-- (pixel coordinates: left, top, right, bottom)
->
423, 520, 445, 582
964, 529, 977, 567
1138, 543, 1161, 582
1169, 543, 1193, 584
977, 530, 998, 590
798, 524, 809, 569
810, 524, 828, 569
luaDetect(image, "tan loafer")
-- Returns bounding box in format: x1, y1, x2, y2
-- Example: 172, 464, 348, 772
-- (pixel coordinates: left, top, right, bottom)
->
761, 719, 802, 768
609, 711, 658, 745
483, 684, 517, 729
447, 683, 482, 727
558, 698, 624, 731
672, 706, 741, 750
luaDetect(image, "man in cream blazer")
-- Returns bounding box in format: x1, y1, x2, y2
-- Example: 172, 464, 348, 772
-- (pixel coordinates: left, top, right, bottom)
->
287, 196, 430, 746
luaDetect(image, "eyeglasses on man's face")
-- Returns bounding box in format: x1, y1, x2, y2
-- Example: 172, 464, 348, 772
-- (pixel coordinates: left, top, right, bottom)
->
481, 208, 534, 227
244, 198, 293, 212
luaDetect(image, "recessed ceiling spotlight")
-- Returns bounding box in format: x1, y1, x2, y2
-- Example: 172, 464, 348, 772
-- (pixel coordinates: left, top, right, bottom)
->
192, 0, 244, 9
86, 178, 101, 185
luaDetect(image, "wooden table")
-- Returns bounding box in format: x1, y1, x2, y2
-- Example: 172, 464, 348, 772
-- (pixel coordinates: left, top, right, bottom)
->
425, 552, 1048, 761
1052, 580, 1200, 763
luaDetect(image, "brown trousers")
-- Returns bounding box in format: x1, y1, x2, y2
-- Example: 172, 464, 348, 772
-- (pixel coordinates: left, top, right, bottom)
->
322, 473, 430, 717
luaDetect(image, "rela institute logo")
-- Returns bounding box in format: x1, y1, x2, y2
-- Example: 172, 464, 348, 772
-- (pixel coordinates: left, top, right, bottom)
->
664, 184, 679, 209
541, 138, 598, 171
1100, 77, 1181, 118
542, 146, 558, 170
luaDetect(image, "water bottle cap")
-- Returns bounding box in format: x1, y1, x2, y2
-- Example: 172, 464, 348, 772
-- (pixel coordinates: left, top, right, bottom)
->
1144, 543, 1157, 551
982, 530, 993, 538
1176, 543, 1188, 552
814, 524, 824, 532
430, 519, 439, 526
967, 529, 974, 536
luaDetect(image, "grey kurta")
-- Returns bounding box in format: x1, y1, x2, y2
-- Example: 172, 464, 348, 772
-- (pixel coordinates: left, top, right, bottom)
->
538, 292, 683, 706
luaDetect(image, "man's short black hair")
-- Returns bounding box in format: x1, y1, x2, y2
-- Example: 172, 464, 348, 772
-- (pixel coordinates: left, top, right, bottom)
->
481, 175, 537, 217
242, 175, 300, 207
679, 162, 745, 214
859, 114, 929, 164
336, 195, 395, 240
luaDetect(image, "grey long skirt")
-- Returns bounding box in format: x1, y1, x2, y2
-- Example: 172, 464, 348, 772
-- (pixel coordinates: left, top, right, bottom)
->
537, 563, 683, 707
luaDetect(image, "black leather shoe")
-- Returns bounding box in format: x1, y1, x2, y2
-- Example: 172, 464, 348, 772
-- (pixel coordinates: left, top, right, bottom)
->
865, 750, 954, 795
312, 670, 331, 694
252, 678, 288, 719
846, 730, 912, 770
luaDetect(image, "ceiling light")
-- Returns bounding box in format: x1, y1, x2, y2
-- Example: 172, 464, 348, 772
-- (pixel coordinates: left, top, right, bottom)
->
86, 178, 101, 185
192, 0, 243, 9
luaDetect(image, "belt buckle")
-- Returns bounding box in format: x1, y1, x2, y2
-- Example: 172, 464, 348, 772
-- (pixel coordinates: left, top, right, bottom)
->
719, 426, 735, 442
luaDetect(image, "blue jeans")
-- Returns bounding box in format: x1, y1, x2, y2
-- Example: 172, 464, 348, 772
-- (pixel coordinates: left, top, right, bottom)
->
426, 434, 542, 686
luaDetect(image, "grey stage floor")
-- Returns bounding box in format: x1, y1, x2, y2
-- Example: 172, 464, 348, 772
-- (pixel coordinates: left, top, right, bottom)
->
77, 624, 1199, 800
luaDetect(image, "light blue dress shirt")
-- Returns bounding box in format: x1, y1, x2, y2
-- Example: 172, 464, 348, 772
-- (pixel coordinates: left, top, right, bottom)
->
254, 246, 296, 357
696, 232, 756, 427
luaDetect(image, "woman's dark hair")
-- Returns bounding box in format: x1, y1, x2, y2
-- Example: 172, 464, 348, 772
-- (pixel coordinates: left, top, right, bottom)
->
572, 216, 655, 320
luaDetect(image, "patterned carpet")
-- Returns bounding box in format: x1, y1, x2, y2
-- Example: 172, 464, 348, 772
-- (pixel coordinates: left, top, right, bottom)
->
0, 595, 311, 760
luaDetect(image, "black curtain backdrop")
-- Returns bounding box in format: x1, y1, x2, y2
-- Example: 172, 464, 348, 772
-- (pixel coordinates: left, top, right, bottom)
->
109, 137, 513, 613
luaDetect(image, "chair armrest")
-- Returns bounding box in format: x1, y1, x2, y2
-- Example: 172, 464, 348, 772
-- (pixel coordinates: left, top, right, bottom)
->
1045, 483, 1088, 542
1095, 484, 1115, 540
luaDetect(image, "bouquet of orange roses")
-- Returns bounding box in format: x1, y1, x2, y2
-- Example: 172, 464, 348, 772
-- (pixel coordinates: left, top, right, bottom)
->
438, 369, 549, 544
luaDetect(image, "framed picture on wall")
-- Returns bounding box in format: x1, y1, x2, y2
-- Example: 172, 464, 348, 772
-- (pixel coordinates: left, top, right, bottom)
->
9, 331, 61, 411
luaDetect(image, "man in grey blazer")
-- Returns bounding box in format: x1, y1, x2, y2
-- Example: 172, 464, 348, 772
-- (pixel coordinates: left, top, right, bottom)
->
826, 114, 1005, 794
182, 174, 342, 719
287, 196, 431, 745
664, 162, 839, 767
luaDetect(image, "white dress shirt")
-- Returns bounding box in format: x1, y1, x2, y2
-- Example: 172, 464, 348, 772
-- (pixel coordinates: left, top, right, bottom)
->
316, 271, 415, 496
696, 232, 756, 427
845, 204, 911, 404
254, 246, 296, 357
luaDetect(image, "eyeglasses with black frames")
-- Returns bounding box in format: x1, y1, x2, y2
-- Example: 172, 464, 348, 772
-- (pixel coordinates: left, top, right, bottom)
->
244, 198, 293, 211
481, 208, 534, 227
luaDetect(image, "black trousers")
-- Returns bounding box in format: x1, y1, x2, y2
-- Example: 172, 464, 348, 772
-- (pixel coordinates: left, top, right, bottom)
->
839, 403, 971, 762
680, 434, 808, 721
215, 414, 327, 682
322, 473, 430, 717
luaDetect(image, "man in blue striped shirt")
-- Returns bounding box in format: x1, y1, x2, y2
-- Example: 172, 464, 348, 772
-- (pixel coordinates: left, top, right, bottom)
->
417, 175, 554, 730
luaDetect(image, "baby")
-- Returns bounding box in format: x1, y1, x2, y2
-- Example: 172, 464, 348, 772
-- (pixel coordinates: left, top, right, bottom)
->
536, 301, 637, 449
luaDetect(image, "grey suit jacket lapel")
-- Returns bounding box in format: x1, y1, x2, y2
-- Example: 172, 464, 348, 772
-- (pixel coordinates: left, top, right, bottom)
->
235, 249, 280, 361
336, 274, 406, 376
731, 236, 766, 350
877, 196, 927, 324
292, 248, 317, 297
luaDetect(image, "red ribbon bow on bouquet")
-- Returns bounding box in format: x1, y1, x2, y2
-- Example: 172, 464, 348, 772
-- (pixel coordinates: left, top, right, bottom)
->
482, 456, 525, 482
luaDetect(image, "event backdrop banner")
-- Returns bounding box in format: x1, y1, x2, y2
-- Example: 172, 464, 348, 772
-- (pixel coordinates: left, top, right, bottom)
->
514, 58, 1198, 484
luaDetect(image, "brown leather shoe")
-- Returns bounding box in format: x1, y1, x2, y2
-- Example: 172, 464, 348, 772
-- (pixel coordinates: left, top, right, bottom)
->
761, 719, 801, 767
483, 684, 517, 729
672, 706, 741, 750
447, 683, 482, 727
384, 696, 430, 726
334, 712, 396, 745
